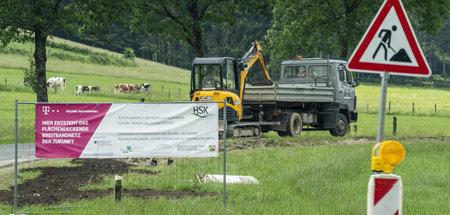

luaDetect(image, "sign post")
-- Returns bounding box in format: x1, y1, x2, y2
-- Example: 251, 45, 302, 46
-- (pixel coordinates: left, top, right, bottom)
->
376, 72, 389, 143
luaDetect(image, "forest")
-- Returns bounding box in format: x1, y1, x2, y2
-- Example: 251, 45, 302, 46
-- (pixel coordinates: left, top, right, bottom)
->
1, 0, 449, 102
52, 1, 449, 86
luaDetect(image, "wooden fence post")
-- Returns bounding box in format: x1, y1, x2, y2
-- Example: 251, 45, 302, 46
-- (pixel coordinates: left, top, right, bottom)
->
114, 175, 122, 202
179, 88, 181, 97
388, 101, 391, 112
168, 89, 170, 98
161, 85, 164, 95
393, 116, 397, 136
435, 104, 437, 113
412, 102, 414, 114
5, 78, 7, 85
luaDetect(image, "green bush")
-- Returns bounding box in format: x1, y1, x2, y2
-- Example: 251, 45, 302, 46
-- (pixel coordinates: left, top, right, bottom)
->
0, 41, 136, 67
22, 56, 37, 94
47, 41, 91, 55
123, 47, 135, 59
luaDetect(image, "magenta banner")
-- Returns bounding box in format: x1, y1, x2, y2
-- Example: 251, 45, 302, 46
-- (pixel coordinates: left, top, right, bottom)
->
35, 103, 219, 158
36, 104, 111, 158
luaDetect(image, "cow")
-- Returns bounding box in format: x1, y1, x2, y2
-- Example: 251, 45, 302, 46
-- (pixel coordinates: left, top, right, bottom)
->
47, 77, 66, 94
76, 85, 100, 95
140, 83, 151, 91
115, 84, 126, 94
88, 86, 100, 92
115, 84, 137, 94
76, 85, 89, 95
128, 84, 137, 93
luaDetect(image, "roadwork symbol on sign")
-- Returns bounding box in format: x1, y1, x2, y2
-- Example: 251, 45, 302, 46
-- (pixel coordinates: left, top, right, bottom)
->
347, 0, 431, 77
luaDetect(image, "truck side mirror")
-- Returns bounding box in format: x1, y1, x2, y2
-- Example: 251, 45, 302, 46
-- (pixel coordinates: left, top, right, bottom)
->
353, 79, 360, 87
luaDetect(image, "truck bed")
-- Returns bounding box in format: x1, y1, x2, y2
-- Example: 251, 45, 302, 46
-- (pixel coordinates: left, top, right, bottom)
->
243, 83, 334, 104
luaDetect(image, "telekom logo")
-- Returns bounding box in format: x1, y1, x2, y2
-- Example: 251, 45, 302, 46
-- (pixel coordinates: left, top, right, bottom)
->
42, 106, 50, 115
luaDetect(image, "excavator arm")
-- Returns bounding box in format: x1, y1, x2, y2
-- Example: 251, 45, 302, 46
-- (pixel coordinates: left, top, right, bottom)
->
239, 41, 272, 100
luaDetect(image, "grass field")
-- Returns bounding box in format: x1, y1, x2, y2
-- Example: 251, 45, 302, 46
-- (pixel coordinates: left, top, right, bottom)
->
356, 84, 450, 117
0, 139, 448, 214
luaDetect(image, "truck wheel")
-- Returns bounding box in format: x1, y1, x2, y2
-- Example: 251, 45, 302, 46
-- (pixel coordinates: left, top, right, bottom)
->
330, 113, 349, 137
287, 113, 302, 137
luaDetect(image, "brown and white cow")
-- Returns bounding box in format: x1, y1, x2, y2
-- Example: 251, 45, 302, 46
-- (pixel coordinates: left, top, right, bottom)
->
115, 84, 137, 94
115, 84, 126, 94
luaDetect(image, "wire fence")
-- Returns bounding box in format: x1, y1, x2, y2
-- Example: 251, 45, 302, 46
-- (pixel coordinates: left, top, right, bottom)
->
0, 102, 238, 214
357, 101, 450, 116
1, 77, 190, 101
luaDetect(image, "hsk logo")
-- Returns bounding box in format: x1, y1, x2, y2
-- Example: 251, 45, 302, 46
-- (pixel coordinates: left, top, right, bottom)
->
192, 106, 209, 118
121, 146, 133, 154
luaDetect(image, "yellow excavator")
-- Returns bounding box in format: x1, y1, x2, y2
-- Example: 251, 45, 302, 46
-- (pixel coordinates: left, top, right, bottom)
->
190, 42, 273, 137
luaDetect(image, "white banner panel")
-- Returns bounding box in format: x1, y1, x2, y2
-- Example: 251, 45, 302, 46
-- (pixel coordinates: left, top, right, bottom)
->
36, 103, 219, 158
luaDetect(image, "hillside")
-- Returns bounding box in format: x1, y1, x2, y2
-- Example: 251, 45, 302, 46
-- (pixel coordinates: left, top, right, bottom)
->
1, 37, 450, 145
0, 37, 190, 86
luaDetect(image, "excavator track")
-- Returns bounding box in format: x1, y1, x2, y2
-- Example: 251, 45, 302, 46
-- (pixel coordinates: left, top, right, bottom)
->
227, 123, 261, 138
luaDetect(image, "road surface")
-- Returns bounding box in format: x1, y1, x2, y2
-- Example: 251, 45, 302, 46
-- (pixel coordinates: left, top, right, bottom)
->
0, 143, 37, 168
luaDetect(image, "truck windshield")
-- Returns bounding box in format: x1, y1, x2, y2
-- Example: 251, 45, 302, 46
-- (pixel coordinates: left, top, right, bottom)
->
308, 65, 329, 78
284, 66, 307, 78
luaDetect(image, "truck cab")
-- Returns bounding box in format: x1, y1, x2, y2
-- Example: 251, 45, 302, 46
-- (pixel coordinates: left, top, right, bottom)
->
280, 59, 358, 116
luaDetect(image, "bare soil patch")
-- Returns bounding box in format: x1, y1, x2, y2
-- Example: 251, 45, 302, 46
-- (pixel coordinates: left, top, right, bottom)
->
0, 159, 214, 207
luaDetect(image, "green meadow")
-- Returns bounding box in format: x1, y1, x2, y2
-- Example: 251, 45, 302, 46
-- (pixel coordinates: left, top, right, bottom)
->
0, 38, 449, 214
1, 139, 448, 214
356, 84, 450, 116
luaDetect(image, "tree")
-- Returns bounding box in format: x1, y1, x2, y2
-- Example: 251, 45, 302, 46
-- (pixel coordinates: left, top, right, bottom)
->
123, 47, 136, 59
132, 0, 272, 57
0, 0, 128, 102
204, 13, 272, 58
266, 0, 450, 59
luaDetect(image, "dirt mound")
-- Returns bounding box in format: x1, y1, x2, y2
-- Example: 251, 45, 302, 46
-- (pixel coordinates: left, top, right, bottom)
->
224, 138, 291, 151
0, 159, 213, 207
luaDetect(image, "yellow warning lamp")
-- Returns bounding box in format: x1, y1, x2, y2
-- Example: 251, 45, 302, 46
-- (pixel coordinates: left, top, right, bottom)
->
371, 141, 405, 174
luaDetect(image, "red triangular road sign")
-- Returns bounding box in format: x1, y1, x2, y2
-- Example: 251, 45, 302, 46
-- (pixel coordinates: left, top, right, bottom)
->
347, 0, 431, 77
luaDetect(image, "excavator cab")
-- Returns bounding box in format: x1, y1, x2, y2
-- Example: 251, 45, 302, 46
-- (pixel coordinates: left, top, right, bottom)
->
190, 42, 273, 137
190, 57, 239, 93
190, 57, 242, 121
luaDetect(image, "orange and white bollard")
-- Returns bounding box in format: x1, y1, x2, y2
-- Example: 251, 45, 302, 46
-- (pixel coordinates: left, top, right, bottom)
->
368, 140, 405, 215
367, 174, 402, 215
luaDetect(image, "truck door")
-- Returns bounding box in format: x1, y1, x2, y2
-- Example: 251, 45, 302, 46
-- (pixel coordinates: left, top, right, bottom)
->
336, 64, 356, 111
